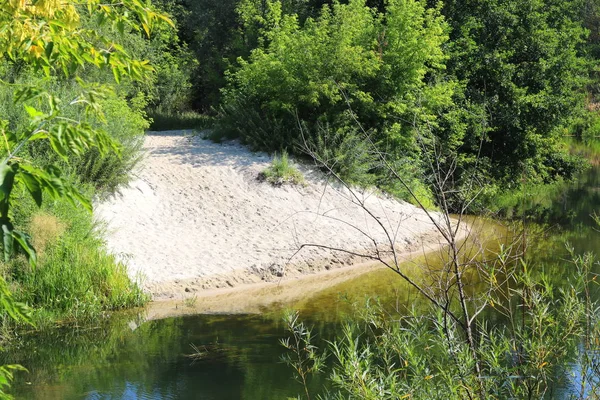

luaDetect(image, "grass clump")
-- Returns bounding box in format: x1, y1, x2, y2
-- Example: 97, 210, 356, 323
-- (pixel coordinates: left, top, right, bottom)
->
260, 151, 305, 186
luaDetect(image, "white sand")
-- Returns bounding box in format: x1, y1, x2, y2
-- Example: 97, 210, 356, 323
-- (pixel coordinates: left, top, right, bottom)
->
95, 131, 445, 299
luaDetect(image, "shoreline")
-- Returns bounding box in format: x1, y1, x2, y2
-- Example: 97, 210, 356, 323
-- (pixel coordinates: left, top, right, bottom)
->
142, 225, 471, 320
96, 130, 462, 306
142, 226, 447, 301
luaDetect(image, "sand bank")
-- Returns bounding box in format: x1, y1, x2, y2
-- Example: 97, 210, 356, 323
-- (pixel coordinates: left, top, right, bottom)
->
95, 131, 448, 300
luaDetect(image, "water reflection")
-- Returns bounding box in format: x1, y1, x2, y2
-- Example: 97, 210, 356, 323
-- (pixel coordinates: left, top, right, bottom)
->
7, 314, 332, 399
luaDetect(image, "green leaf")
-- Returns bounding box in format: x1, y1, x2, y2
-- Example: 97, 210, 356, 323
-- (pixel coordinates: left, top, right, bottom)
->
0, 163, 17, 203
0, 276, 32, 326
19, 170, 42, 207
47, 94, 60, 113
14, 87, 42, 104
12, 230, 37, 269
69, 188, 92, 212
48, 125, 69, 162
48, 19, 68, 30
112, 66, 121, 83
116, 20, 125, 35
24, 105, 45, 120
18, 164, 91, 211
1, 224, 13, 264
44, 41, 54, 59
28, 131, 48, 141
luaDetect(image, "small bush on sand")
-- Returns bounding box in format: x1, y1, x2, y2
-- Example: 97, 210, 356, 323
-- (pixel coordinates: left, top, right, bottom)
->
260, 151, 304, 186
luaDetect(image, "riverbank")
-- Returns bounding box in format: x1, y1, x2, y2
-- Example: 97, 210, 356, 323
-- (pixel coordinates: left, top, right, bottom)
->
143, 241, 446, 319
95, 130, 452, 300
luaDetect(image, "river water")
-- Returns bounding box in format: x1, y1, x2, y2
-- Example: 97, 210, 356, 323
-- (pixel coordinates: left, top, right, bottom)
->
5, 165, 599, 399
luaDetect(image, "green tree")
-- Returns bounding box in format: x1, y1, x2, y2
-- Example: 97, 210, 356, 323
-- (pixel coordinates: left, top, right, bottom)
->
220, 0, 451, 198
440, 0, 589, 185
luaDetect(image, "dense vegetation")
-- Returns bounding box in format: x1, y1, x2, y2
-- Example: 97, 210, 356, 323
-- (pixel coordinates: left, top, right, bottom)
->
0, 0, 600, 324
143, 0, 599, 210
0, 0, 597, 398
0, 0, 596, 330
144, 2, 600, 396
0, 1, 174, 335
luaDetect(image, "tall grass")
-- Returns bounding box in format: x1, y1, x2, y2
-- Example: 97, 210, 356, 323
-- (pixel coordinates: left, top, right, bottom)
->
6, 190, 147, 327
566, 137, 600, 165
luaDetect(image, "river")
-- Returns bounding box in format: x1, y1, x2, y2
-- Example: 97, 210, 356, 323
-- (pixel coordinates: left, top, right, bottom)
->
5, 164, 599, 399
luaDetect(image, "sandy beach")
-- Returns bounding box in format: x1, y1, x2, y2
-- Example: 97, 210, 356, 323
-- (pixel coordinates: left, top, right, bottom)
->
95, 131, 447, 300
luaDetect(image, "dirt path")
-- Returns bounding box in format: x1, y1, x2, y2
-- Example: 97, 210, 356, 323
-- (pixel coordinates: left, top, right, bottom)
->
95, 130, 447, 300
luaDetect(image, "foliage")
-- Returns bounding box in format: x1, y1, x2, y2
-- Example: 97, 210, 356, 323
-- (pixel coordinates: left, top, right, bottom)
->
128, 4, 196, 116
475, 138, 599, 220
301, 120, 376, 187
2, 188, 148, 326
278, 56, 600, 396
213, 93, 298, 150
283, 249, 600, 399
568, 137, 600, 165
280, 310, 326, 400
440, 0, 589, 185
71, 93, 148, 195
148, 110, 213, 131
0, 0, 163, 321
0, 364, 26, 400
155, 0, 346, 112
172, 0, 248, 111
219, 0, 451, 197
260, 151, 304, 185
0, 1, 169, 395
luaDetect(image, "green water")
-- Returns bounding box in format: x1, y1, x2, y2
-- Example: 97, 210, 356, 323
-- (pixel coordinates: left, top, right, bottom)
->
6, 314, 332, 399
5, 165, 599, 399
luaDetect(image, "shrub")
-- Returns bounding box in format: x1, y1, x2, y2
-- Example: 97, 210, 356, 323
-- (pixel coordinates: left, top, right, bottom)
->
218, 0, 451, 199
283, 251, 600, 399
71, 93, 148, 196
303, 119, 376, 187
213, 94, 297, 149
260, 151, 304, 185
148, 110, 213, 131
4, 76, 150, 197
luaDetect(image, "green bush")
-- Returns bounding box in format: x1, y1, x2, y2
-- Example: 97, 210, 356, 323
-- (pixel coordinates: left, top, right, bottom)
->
1, 74, 150, 197
302, 118, 376, 186
213, 94, 297, 149
260, 151, 304, 185
217, 0, 451, 200
441, 0, 588, 185
71, 94, 148, 196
